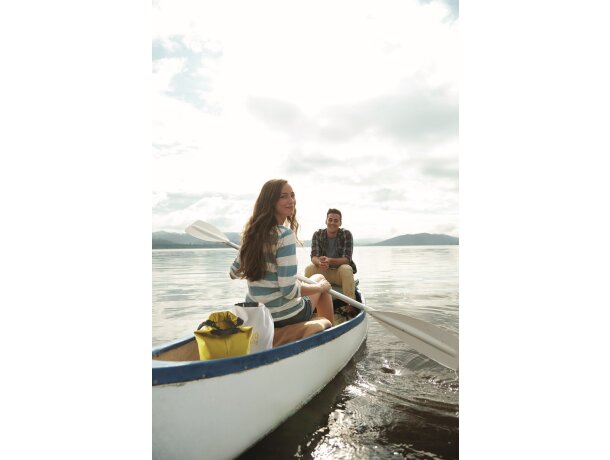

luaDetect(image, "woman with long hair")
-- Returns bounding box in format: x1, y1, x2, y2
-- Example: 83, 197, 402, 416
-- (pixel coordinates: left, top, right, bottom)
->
230, 179, 334, 327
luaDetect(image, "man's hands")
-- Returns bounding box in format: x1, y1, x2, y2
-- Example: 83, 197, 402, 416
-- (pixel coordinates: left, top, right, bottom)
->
317, 256, 330, 271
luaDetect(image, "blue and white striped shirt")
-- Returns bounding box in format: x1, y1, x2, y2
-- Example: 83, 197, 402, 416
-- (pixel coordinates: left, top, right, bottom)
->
230, 225, 305, 323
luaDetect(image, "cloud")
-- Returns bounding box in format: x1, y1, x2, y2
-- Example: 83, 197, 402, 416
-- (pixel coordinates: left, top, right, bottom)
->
320, 86, 458, 145
245, 79, 457, 147
153, 192, 206, 213
246, 97, 317, 140
152, 141, 199, 160
152, 35, 222, 112
152, 192, 257, 234
417, 0, 459, 21
371, 188, 408, 202
419, 157, 459, 181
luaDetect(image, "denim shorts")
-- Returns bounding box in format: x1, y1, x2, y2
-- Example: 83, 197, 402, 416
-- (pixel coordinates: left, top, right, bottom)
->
274, 297, 313, 328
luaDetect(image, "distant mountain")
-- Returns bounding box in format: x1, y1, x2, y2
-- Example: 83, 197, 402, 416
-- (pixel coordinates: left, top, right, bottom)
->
152, 231, 452, 248
152, 231, 241, 249
300, 237, 382, 247
374, 233, 458, 246
355, 238, 384, 246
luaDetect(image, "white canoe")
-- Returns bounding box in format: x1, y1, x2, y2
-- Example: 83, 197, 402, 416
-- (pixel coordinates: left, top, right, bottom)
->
152, 300, 368, 460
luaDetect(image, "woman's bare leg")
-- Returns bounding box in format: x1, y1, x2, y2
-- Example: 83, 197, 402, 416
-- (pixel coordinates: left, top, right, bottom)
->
308, 274, 334, 325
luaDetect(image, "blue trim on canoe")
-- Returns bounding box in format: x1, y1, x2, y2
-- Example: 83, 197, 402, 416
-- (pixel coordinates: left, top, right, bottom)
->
152, 309, 366, 386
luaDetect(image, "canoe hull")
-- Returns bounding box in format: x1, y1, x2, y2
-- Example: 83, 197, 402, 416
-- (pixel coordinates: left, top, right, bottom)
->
153, 310, 367, 460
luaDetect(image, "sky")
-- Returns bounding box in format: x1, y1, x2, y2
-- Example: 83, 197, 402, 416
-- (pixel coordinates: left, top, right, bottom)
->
152, 0, 459, 240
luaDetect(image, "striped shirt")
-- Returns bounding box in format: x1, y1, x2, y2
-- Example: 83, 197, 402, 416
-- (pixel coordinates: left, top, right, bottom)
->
230, 225, 305, 323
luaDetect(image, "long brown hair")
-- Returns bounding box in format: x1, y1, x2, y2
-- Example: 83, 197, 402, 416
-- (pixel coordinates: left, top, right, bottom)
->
237, 179, 301, 281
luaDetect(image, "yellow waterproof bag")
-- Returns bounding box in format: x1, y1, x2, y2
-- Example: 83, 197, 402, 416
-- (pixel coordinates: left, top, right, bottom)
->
194, 311, 253, 360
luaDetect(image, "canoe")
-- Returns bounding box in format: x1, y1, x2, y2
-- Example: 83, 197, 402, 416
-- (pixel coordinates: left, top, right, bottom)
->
152, 289, 368, 460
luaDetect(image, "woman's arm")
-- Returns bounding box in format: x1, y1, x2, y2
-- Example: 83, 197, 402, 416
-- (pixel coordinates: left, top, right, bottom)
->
230, 256, 240, 279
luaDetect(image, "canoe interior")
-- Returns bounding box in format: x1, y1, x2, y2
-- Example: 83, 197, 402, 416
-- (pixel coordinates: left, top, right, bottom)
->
153, 288, 363, 363
153, 339, 199, 362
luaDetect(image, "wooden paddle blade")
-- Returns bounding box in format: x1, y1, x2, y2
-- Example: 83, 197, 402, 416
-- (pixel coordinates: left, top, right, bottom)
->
186, 221, 239, 249
372, 310, 459, 370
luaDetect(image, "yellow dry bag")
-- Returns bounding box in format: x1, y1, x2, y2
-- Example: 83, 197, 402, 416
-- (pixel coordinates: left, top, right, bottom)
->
194, 311, 253, 360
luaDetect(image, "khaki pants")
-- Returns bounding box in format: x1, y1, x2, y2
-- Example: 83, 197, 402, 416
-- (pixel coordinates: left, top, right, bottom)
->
304, 263, 355, 300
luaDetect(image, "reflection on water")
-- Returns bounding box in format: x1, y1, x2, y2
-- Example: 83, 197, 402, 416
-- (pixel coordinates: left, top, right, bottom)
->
153, 246, 459, 459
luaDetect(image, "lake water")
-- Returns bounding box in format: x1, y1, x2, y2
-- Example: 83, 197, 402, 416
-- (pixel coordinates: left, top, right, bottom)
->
153, 246, 459, 459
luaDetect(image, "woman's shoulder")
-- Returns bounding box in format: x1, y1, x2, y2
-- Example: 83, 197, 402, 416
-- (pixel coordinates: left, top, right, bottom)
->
276, 225, 294, 238
276, 225, 299, 247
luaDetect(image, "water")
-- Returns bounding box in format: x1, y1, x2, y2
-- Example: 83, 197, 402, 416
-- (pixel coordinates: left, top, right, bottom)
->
153, 246, 459, 459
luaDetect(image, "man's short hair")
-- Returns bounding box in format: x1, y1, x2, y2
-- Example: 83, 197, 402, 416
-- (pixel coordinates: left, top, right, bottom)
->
327, 208, 342, 220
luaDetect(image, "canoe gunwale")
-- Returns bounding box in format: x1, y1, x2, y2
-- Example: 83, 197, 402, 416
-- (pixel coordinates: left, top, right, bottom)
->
152, 309, 366, 386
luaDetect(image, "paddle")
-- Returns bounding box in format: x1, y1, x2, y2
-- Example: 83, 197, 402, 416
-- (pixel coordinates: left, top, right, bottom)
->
185, 220, 459, 370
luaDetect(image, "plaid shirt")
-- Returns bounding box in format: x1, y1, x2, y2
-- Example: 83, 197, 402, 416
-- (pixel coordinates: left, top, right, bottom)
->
310, 228, 357, 274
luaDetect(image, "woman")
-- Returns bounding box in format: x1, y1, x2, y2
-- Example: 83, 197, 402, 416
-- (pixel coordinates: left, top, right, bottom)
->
230, 179, 334, 327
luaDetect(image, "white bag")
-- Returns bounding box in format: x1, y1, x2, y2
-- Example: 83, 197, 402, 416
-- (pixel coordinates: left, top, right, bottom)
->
230, 302, 274, 353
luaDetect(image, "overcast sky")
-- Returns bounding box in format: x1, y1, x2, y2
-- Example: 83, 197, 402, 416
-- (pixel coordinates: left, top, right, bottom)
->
152, 0, 459, 240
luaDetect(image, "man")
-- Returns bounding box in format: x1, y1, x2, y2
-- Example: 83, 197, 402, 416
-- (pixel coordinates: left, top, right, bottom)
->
305, 208, 357, 307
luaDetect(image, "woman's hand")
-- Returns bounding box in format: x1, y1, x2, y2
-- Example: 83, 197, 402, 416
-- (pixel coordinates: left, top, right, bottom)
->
317, 279, 331, 292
